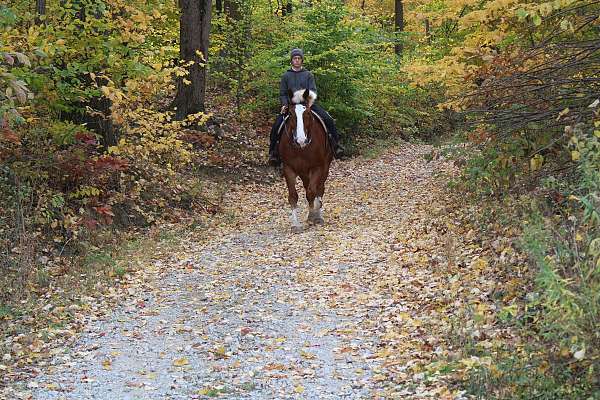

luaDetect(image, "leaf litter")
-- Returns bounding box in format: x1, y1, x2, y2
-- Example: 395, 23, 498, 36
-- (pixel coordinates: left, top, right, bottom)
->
1, 141, 522, 399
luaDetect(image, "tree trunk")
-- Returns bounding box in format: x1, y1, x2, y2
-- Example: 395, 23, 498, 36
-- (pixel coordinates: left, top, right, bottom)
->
280, 0, 291, 15
224, 0, 240, 20
35, 0, 46, 24
215, 0, 223, 13
174, 0, 212, 119
424, 18, 430, 44
394, 0, 404, 57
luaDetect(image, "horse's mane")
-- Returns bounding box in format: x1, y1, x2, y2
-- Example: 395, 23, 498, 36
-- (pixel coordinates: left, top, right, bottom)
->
291, 89, 317, 106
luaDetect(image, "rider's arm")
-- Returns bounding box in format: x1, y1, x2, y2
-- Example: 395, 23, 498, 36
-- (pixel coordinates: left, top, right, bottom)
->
307, 72, 317, 97
279, 73, 289, 106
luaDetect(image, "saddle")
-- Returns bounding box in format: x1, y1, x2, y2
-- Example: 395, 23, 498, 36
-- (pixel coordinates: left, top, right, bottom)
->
277, 110, 328, 137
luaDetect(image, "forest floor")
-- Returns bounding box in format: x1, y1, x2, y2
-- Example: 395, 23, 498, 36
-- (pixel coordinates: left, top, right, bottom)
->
1, 125, 523, 399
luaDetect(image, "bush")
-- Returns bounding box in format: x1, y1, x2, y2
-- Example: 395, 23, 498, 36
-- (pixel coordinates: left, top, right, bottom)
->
464, 112, 600, 399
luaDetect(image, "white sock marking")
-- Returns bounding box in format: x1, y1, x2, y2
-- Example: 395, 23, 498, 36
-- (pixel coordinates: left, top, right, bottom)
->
316, 197, 323, 217
290, 207, 301, 227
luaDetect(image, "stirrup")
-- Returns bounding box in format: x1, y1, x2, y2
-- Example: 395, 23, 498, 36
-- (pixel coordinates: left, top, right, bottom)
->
268, 154, 281, 167
331, 141, 344, 159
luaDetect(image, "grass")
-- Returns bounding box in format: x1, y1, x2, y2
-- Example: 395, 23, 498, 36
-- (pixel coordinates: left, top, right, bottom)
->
0, 303, 15, 319
465, 352, 600, 400
83, 250, 117, 270
158, 230, 178, 244
113, 265, 127, 278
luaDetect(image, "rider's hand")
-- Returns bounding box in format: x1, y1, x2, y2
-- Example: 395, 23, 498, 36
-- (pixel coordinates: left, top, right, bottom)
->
280, 105, 288, 114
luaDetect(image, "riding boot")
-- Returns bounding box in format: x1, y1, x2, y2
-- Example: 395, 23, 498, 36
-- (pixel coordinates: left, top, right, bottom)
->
326, 123, 344, 159
329, 134, 344, 159
268, 139, 281, 167
268, 114, 284, 167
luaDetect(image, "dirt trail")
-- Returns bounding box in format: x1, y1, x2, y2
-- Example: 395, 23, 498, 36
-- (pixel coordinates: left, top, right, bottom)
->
6, 144, 486, 399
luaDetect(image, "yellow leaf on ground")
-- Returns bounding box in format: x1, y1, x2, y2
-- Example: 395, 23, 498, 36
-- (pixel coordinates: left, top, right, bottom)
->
101, 358, 112, 370
172, 357, 189, 366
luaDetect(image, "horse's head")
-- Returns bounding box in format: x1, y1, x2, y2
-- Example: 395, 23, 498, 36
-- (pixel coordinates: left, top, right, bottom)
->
286, 89, 317, 148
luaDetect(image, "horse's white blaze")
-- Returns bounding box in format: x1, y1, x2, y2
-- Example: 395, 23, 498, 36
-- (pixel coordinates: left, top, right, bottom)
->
294, 104, 307, 147
290, 207, 301, 228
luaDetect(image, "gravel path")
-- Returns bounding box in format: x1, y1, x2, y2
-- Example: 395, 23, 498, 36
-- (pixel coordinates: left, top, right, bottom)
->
9, 143, 459, 399
24, 229, 382, 399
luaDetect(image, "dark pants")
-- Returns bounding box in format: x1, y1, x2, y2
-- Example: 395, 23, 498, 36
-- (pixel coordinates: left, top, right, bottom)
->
269, 113, 287, 155
269, 104, 340, 155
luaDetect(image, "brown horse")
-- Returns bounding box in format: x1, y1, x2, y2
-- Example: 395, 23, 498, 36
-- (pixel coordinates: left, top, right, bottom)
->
279, 89, 334, 233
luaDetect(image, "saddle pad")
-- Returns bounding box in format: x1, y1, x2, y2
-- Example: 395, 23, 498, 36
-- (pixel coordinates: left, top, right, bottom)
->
278, 111, 328, 135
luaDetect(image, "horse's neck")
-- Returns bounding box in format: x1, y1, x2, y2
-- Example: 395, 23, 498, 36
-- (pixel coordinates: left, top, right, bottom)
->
307, 113, 326, 139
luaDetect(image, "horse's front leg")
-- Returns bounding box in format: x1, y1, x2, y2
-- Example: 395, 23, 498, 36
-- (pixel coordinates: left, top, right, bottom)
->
306, 169, 324, 225
283, 166, 302, 233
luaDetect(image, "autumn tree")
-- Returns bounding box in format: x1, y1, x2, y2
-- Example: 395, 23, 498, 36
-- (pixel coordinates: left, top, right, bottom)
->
173, 0, 212, 119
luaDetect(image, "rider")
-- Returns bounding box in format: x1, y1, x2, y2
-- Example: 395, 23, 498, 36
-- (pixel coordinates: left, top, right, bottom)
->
268, 48, 344, 166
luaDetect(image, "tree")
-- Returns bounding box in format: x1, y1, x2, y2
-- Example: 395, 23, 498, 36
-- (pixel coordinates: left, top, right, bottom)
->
394, 0, 404, 56
35, 0, 45, 24
224, 0, 240, 19
174, 0, 212, 119
277, 0, 292, 15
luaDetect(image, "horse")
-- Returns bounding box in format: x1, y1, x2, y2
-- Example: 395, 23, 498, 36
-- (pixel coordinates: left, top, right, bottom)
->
279, 89, 334, 233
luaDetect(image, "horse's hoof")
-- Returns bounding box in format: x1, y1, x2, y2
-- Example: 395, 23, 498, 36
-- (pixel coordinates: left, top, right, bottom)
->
307, 213, 324, 225
291, 225, 303, 233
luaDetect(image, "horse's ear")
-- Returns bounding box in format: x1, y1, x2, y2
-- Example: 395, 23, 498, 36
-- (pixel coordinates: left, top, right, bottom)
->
303, 89, 309, 102
287, 89, 293, 103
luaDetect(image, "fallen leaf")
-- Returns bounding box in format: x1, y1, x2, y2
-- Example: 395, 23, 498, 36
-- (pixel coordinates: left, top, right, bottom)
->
172, 357, 189, 366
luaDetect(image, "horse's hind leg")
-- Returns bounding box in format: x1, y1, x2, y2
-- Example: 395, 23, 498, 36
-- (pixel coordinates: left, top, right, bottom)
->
284, 166, 302, 233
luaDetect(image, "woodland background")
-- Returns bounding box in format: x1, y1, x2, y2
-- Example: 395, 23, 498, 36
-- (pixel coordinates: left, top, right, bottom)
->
1, 0, 599, 398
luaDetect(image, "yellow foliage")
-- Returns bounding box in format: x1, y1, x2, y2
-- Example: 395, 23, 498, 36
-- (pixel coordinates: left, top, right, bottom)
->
358, 0, 588, 105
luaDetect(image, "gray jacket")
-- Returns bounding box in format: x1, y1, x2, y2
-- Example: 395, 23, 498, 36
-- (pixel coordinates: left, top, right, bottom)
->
279, 68, 317, 105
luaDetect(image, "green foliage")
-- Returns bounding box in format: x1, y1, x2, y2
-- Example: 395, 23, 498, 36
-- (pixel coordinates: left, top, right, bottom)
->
210, 1, 253, 108
48, 121, 87, 145
463, 113, 600, 399
467, 352, 599, 400
246, 0, 431, 140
